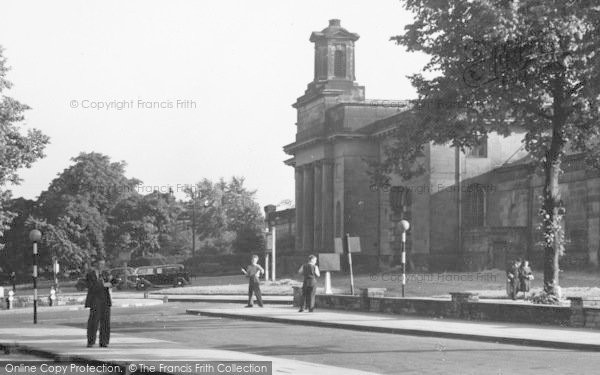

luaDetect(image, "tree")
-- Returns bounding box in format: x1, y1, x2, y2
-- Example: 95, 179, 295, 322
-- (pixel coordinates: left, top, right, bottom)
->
0, 198, 35, 274
106, 190, 182, 259
0, 46, 49, 247
224, 177, 265, 253
182, 177, 264, 255
34, 152, 140, 263
377, 1, 600, 296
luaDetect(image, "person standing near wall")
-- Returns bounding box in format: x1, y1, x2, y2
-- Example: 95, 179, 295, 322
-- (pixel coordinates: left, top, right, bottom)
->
518, 260, 533, 299
506, 259, 521, 300
298, 255, 320, 312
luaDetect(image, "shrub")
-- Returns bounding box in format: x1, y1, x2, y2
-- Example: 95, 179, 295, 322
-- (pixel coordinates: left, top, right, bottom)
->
528, 291, 561, 305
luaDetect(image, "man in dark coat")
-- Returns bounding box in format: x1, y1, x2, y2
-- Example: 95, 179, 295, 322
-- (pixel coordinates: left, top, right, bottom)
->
506, 259, 521, 300
298, 255, 320, 312
85, 259, 114, 347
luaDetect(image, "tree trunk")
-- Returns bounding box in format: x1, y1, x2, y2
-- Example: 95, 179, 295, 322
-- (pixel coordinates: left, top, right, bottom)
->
542, 84, 567, 297
542, 156, 562, 296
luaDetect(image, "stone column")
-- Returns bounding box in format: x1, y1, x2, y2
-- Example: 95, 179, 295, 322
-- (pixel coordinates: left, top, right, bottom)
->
295, 167, 304, 252
322, 160, 334, 252
303, 165, 315, 252
313, 162, 323, 252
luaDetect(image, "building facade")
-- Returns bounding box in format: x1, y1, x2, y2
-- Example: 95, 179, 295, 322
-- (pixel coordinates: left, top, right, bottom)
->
282, 20, 600, 271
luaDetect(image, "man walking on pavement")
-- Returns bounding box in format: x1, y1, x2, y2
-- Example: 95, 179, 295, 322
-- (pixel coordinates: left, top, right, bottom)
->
85, 259, 114, 347
242, 254, 264, 308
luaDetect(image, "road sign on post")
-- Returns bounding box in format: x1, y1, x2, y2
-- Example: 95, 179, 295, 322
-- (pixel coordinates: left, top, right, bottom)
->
342, 234, 358, 295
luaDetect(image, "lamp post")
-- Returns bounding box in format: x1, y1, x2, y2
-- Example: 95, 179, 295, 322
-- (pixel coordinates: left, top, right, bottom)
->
399, 220, 410, 297
29, 229, 42, 324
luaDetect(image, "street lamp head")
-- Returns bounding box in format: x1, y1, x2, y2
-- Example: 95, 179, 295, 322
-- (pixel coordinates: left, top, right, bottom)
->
399, 220, 410, 232
29, 229, 42, 242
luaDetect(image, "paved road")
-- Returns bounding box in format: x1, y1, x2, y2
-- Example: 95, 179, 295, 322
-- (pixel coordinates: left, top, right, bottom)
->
1, 302, 598, 374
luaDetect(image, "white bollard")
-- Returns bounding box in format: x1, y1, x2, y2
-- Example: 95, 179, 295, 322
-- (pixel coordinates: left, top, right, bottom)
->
7, 290, 14, 310
324, 272, 332, 294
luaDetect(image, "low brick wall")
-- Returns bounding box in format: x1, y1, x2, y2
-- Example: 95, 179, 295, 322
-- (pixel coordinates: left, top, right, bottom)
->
315, 292, 600, 329
1, 295, 85, 309
568, 297, 600, 329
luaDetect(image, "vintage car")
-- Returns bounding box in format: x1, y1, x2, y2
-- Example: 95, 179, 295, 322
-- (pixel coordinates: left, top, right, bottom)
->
109, 267, 138, 290
135, 264, 190, 290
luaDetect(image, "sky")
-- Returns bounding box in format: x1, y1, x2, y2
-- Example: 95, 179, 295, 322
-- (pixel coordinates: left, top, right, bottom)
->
1, 0, 428, 209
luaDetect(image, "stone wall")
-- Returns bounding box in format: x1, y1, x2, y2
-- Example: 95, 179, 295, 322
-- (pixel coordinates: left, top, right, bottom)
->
314, 292, 600, 328
489, 155, 600, 268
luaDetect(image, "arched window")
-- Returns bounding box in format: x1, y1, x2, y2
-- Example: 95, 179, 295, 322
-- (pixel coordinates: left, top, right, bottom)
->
334, 49, 346, 78
464, 184, 486, 227
335, 201, 342, 236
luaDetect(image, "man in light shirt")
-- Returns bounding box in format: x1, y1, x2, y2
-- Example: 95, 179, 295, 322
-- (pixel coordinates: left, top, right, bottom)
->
241, 254, 264, 307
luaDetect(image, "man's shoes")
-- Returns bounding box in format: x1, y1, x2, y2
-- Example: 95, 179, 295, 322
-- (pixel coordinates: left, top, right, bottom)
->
245, 305, 253, 308
309, 309, 314, 312
258, 305, 264, 308
99, 344, 108, 348
298, 308, 304, 312
86, 344, 94, 348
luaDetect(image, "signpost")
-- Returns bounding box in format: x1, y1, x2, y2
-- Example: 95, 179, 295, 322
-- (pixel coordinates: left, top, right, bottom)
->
264, 229, 276, 281
337, 234, 361, 295
263, 205, 277, 282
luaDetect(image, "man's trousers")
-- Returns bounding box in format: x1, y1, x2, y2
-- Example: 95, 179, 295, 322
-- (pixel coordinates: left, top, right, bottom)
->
87, 303, 111, 346
248, 279, 263, 306
302, 285, 316, 310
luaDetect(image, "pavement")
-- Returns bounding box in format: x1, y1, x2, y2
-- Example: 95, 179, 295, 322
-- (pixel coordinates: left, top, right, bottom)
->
186, 305, 600, 351
0, 298, 164, 314
0, 324, 378, 375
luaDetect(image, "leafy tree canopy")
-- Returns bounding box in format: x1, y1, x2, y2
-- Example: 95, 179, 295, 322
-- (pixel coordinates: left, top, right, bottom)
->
0, 46, 49, 246
379, 0, 600, 296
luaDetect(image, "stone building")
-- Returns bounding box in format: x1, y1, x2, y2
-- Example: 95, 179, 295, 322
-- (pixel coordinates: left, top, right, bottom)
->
281, 19, 600, 271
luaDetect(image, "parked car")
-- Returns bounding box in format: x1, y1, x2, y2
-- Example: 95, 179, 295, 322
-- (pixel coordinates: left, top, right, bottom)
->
109, 267, 138, 290
135, 264, 190, 290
